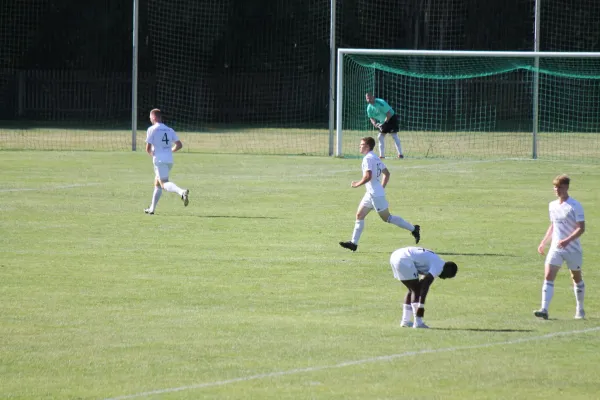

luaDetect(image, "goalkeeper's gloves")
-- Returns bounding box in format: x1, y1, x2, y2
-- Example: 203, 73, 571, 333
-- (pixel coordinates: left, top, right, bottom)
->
375, 123, 383, 131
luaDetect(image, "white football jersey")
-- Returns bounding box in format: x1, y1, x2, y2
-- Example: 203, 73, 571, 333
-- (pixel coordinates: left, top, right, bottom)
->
145, 123, 179, 163
549, 197, 584, 252
391, 247, 445, 277
361, 151, 386, 197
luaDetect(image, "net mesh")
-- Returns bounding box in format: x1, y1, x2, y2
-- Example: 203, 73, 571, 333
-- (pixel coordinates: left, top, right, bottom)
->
1, 0, 600, 157
340, 54, 600, 159
0, 0, 135, 151
542, 2, 600, 51
145, 0, 331, 156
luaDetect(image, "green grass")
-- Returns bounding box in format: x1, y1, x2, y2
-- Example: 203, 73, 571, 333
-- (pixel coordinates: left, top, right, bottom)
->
1, 151, 600, 399
2, 127, 600, 160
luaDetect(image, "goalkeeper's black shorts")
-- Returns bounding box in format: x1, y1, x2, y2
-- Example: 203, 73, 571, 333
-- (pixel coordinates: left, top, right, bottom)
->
379, 114, 400, 133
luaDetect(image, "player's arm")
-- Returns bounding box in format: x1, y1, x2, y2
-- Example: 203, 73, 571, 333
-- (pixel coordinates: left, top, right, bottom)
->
351, 170, 372, 188
537, 223, 553, 255
558, 221, 585, 249
414, 274, 435, 318
369, 117, 379, 128
145, 130, 153, 156
172, 140, 183, 152
381, 167, 390, 188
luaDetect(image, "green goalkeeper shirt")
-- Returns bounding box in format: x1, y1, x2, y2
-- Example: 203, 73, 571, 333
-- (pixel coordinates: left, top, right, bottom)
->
366, 98, 395, 123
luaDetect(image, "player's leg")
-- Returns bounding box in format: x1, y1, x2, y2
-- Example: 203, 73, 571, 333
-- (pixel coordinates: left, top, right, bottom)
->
400, 281, 419, 327
391, 253, 419, 327
160, 163, 189, 206
399, 291, 415, 327
411, 278, 434, 328
391, 133, 403, 158
377, 132, 386, 158
387, 115, 403, 158
145, 166, 164, 214
566, 252, 585, 319
339, 196, 371, 251
375, 200, 420, 244
534, 253, 562, 319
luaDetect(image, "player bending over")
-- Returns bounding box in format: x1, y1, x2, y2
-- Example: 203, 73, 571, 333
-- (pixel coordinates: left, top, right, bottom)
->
390, 246, 458, 329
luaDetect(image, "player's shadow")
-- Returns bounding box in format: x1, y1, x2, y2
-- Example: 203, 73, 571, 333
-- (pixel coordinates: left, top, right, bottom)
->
430, 328, 534, 332
436, 252, 520, 257
369, 252, 519, 257
193, 215, 282, 219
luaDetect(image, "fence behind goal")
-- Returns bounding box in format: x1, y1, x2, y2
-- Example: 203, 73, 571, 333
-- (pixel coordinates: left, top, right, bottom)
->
2, 0, 600, 159
336, 50, 600, 160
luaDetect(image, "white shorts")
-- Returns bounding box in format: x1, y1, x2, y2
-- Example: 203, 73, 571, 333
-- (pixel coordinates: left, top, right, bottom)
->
153, 161, 173, 181
390, 254, 419, 281
545, 249, 583, 271
360, 193, 389, 213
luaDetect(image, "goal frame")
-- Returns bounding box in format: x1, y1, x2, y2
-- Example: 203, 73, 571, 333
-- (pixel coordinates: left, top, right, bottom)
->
335, 49, 600, 158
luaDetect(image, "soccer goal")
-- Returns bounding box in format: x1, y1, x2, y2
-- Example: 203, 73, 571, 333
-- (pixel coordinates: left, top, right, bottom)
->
335, 49, 600, 160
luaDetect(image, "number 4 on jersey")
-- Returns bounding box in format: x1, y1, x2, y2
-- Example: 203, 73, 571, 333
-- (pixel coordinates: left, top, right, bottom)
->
162, 132, 169, 145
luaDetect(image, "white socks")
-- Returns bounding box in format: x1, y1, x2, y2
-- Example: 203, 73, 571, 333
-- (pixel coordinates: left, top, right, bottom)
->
387, 215, 414, 232
149, 187, 162, 211
541, 280, 554, 310
574, 281, 585, 310
540, 280, 585, 314
163, 182, 184, 196
351, 220, 364, 244
402, 304, 413, 322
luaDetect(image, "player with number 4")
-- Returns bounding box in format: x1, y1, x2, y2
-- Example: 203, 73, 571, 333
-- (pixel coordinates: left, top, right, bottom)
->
339, 137, 420, 252
144, 109, 189, 215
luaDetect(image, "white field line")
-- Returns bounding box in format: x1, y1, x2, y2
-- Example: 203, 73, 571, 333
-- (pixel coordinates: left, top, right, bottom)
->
0, 183, 101, 193
104, 326, 600, 400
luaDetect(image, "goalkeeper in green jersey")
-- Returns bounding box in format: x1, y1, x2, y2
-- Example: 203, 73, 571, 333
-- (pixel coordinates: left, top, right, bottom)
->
365, 92, 404, 159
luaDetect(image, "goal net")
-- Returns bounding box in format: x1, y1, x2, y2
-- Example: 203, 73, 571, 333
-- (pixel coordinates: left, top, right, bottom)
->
0, 0, 136, 151
145, 0, 331, 156
336, 50, 600, 160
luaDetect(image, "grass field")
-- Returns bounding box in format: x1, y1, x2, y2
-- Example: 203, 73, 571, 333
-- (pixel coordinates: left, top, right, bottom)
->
2, 127, 600, 160
1, 151, 600, 399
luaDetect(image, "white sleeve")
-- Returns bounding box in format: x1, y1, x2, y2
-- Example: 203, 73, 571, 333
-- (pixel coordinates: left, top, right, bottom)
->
145, 128, 153, 144
363, 157, 375, 172
426, 253, 444, 277
361, 158, 369, 172
574, 202, 585, 222
171, 129, 180, 142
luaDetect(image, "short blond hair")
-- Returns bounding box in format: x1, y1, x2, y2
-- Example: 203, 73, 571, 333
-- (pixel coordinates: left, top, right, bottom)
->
553, 174, 570, 186
150, 108, 162, 121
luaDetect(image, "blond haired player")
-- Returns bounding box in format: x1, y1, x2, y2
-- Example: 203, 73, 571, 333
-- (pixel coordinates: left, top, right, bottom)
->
534, 174, 586, 320
144, 109, 189, 215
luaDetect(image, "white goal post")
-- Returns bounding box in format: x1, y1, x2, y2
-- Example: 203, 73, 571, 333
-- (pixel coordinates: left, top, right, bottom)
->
335, 49, 600, 159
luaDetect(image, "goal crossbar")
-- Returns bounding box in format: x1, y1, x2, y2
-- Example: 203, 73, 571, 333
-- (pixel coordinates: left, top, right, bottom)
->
335, 49, 600, 158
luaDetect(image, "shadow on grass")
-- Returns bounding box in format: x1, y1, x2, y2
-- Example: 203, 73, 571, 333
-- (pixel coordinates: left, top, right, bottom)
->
436, 252, 520, 257
366, 252, 519, 257
431, 328, 535, 332
192, 215, 282, 219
